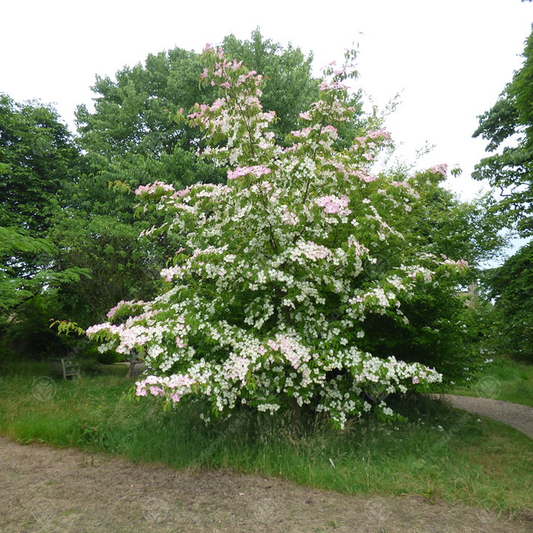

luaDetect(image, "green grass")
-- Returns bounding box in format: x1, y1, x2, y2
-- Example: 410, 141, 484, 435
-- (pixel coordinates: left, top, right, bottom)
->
0, 360, 532, 518
452, 356, 533, 407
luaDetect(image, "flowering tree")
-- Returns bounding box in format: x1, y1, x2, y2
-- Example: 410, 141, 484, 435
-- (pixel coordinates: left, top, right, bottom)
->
87, 47, 469, 428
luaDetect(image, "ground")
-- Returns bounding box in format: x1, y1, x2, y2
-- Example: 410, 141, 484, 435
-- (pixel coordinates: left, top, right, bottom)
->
1, 435, 532, 533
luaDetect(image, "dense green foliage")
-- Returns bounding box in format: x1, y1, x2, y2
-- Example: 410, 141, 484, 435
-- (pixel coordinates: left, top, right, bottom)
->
473, 28, 533, 361
0, 96, 86, 335
486, 242, 533, 361
473, 28, 533, 236
395, 168, 507, 269
0, 95, 78, 231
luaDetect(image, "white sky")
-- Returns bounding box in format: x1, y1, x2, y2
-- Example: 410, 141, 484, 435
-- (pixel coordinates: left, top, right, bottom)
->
1, 0, 532, 204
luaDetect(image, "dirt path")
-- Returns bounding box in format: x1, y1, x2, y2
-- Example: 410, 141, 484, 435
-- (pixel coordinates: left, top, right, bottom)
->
1, 435, 532, 533
437, 395, 533, 440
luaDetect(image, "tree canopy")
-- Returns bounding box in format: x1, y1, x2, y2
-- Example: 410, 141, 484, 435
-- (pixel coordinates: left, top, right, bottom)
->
473, 27, 533, 236
473, 26, 533, 363
0, 95, 78, 232
486, 241, 533, 361
0, 96, 86, 329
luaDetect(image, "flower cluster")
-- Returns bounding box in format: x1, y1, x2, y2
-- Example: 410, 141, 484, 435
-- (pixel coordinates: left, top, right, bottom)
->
314, 194, 351, 216
87, 47, 470, 428
227, 165, 272, 180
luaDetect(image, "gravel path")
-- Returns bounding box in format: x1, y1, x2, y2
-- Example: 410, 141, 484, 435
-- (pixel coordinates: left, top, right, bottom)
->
436, 395, 533, 440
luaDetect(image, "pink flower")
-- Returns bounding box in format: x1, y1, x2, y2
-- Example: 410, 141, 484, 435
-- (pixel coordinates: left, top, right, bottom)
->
367, 128, 391, 140
227, 166, 271, 180
428, 164, 448, 176
174, 187, 190, 198
321, 125, 338, 139
290, 127, 313, 138
314, 195, 351, 216
135, 181, 175, 196
355, 170, 376, 183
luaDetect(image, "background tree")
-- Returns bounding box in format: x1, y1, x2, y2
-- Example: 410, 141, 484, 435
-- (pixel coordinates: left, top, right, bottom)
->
472, 27, 533, 236
393, 165, 507, 269
484, 241, 533, 361
75, 47, 222, 196
222, 29, 322, 143
0, 95, 78, 231
55, 31, 328, 325
0, 96, 86, 357
473, 27, 533, 361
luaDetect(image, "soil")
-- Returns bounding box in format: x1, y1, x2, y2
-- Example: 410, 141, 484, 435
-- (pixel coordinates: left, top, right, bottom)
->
1, 431, 532, 533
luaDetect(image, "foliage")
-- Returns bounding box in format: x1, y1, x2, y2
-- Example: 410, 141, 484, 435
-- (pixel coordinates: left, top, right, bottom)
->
0, 228, 87, 305
472, 28, 533, 364
472, 28, 533, 236
49, 213, 163, 325
0, 94, 79, 232
0, 97, 86, 340
221, 29, 323, 143
395, 166, 507, 271
1, 293, 70, 359
50, 318, 86, 337
87, 47, 475, 428
57, 31, 328, 327
485, 242, 533, 361
1, 227, 54, 315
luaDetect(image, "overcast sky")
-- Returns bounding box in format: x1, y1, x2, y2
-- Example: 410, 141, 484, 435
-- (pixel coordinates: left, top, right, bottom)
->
1, 0, 532, 204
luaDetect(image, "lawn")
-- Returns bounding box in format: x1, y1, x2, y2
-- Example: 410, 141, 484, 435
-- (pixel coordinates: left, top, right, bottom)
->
0, 358, 532, 519
452, 356, 533, 407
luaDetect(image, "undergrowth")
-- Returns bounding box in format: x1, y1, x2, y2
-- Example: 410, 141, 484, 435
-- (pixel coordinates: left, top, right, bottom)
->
0, 360, 531, 519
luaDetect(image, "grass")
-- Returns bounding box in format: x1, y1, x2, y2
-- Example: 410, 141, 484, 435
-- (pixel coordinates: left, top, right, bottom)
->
0, 359, 532, 519
452, 356, 533, 407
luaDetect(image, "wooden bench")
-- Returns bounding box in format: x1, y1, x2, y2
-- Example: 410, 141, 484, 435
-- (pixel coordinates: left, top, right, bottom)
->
49, 358, 82, 379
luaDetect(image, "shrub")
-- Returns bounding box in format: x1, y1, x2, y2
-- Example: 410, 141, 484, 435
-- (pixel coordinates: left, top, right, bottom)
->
88, 47, 472, 428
